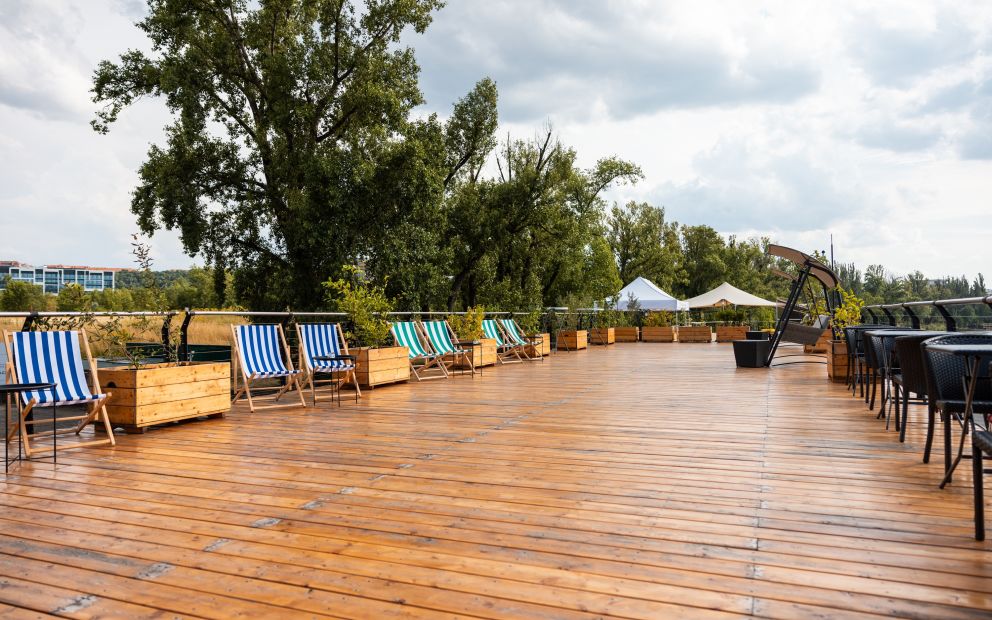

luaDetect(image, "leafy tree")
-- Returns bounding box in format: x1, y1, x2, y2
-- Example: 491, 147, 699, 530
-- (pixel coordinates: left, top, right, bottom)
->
55, 284, 92, 311
680, 225, 727, 297
607, 201, 681, 290
93, 0, 453, 310
91, 288, 135, 311
0, 279, 51, 311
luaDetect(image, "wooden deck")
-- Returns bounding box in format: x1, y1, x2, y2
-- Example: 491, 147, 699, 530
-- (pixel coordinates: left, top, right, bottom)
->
2, 343, 992, 618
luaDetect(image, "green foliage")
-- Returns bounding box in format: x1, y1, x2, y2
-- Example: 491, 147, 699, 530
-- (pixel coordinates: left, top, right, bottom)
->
0, 279, 51, 311
608, 201, 682, 291
323, 268, 394, 348
55, 284, 92, 311
91, 288, 135, 311
448, 306, 485, 341
832, 285, 866, 337
515, 309, 542, 334
643, 311, 673, 327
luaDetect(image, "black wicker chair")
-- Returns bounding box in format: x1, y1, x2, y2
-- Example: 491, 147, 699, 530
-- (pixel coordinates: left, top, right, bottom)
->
844, 326, 865, 396
867, 330, 901, 420
921, 334, 992, 483
891, 334, 934, 445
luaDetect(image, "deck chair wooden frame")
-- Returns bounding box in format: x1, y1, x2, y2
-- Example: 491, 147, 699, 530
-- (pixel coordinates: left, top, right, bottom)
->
3, 329, 116, 458
296, 322, 361, 405
420, 320, 477, 375
230, 323, 307, 413
391, 321, 449, 381
500, 318, 544, 363
482, 319, 526, 364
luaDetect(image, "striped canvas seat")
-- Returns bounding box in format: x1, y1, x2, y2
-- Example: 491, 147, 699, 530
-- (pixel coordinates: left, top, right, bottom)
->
483, 319, 525, 363
391, 322, 435, 359
422, 321, 465, 356
234, 324, 301, 378
10, 331, 106, 407
481, 319, 506, 346
500, 319, 529, 346
298, 323, 355, 373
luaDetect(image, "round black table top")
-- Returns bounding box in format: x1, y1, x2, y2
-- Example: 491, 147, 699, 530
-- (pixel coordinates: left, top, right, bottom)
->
927, 344, 992, 357
864, 330, 949, 339
0, 382, 56, 394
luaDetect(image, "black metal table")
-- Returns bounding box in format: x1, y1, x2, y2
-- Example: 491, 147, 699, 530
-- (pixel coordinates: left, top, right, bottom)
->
452, 340, 482, 376
311, 355, 358, 406
926, 344, 992, 488
1, 382, 58, 472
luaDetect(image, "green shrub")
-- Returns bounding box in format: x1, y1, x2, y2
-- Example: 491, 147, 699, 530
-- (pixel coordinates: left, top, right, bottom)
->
323, 268, 394, 348
448, 306, 485, 341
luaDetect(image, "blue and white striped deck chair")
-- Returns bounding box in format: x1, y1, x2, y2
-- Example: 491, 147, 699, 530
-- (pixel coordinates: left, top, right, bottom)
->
500, 318, 543, 362
3, 329, 115, 457
390, 321, 448, 380
296, 323, 360, 405
422, 320, 476, 375
482, 319, 524, 364
231, 323, 306, 412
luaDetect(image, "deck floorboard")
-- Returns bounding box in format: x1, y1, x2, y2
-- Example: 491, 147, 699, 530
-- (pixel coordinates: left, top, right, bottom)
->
2, 343, 991, 618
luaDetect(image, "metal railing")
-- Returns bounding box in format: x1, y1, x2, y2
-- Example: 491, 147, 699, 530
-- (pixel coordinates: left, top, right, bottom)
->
863, 295, 992, 331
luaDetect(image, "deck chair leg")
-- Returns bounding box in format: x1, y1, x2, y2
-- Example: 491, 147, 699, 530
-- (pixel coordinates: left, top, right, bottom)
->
244, 379, 257, 413
294, 375, 307, 407
350, 370, 362, 399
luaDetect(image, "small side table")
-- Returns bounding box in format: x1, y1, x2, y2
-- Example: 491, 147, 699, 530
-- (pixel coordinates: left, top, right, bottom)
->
311, 356, 358, 406
453, 340, 482, 376
1, 382, 58, 472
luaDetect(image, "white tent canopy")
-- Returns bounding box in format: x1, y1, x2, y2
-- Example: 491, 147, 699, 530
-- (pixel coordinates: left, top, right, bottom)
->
616, 277, 689, 311
684, 282, 777, 309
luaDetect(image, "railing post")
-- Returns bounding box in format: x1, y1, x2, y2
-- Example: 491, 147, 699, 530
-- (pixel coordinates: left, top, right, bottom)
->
180, 309, 193, 362
934, 302, 956, 332
880, 307, 897, 326
902, 305, 920, 330
161, 312, 175, 360
20, 311, 38, 332
864, 308, 877, 323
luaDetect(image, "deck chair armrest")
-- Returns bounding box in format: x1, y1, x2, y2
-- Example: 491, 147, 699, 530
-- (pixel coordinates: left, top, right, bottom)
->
453, 340, 481, 346
314, 355, 357, 362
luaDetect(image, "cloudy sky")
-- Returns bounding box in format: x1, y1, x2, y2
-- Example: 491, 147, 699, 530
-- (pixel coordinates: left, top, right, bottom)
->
1, 1, 991, 280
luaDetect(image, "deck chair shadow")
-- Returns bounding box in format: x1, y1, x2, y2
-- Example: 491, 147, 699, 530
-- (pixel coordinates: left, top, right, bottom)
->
390, 321, 448, 380
231, 324, 307, 412
296, 322, 361, 405
421, 320, 477, 375
482, 319, 525, 364
3, 329, 116, 458
500, 318, 544, 362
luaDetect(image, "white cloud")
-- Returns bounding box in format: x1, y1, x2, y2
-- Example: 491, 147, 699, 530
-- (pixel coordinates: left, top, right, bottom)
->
1, 0, 991, 281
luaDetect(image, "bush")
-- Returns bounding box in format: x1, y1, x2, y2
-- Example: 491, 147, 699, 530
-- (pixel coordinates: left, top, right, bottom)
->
448, 306, 485, 341
642, 311, 673, 327
323, 268, 394, 348
0, 279, 51, 311
56, 284, 92, 311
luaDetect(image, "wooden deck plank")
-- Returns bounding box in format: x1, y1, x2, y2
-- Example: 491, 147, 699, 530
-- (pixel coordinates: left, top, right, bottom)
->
2, 343, 992, 617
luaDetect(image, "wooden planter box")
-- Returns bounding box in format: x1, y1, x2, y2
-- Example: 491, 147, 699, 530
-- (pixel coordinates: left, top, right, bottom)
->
356, 346, 410, 388
100, 362, 230, 433
614, 327, 640, 342
588, 327, 615, 345
641, 326, 676, 342
524, 333, 551, 357
457, 338, 497, 368
804, 329, 833, 354
678, 326, 713, 343
557, 330, 588, 351
715, 326, 748, 343
828, 340, 849, 383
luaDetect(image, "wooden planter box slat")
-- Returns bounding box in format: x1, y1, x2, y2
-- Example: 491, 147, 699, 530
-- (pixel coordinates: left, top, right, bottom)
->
558, 330, 588, 350
614, 327, 639, 342
677, 326, 713, 343
589, 327, 615, 345
524, 333, 551, 357
828, 340, 849, 383
457, 338, 497, 368
101, 362, 231, 433
641, 326, 676, 342
356, 346, 410, 387
715, 326, 748, 343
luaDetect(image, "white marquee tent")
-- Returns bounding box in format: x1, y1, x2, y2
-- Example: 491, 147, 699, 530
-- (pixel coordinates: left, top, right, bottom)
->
615, 277, 689, 311
684, 282, 778, 309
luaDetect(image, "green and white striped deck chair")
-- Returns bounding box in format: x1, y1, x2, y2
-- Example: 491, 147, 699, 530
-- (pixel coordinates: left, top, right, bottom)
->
482, 319, 524, 364
500, 318, 543, 362
390, 321, 448, 380
421, 320, 476, 374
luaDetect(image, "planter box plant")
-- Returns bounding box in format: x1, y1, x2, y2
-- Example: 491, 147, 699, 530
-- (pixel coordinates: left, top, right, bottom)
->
641, 326, 676, 342
557, 329, 588, 351
614, 327, 640, 342
355, 346, 410, 388
524, 333, 551, 357
677, 326, 713, 343
588, 327, 615, 345
827, 340, 849, 383
715, 325, 748, 343
101, 362, 230, 434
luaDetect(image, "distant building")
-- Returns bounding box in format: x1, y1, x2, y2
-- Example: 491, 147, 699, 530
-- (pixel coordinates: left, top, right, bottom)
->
0, 261, 125, 294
